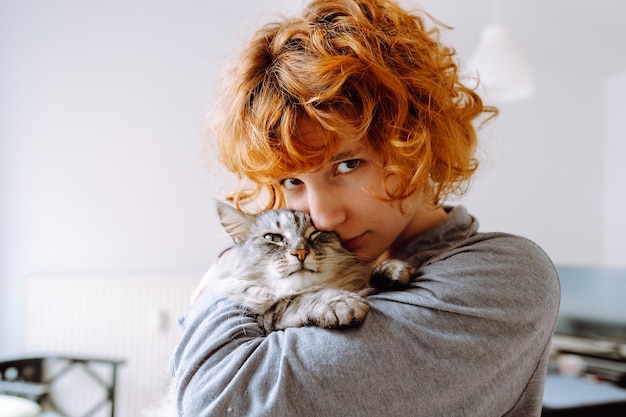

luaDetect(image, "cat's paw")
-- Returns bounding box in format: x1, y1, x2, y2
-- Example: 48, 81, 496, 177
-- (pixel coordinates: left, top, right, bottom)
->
267, 289, 370, 331
370, 259, 415, 290
313, 291, 370, 328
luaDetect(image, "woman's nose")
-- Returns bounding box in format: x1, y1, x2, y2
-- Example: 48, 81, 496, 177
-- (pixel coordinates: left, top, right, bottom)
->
306, 190, 347, 232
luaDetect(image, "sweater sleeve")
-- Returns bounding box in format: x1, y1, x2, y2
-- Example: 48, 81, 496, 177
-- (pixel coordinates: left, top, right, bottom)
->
170, 233, 560, 417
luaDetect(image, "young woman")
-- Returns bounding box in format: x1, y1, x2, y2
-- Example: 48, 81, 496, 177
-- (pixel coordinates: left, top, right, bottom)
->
171, 1, 560, 415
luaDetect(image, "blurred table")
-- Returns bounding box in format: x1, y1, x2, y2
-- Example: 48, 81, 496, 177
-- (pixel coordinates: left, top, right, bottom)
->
542, 373, 626, 416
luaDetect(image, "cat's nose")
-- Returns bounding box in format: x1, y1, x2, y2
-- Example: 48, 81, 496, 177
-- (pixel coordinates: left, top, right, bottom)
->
292, 248, 308, 261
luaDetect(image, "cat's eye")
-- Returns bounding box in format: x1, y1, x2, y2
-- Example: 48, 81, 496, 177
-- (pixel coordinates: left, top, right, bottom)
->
264, 233, 284, 243
335, 159, 361, 175
280, 178, 303, 190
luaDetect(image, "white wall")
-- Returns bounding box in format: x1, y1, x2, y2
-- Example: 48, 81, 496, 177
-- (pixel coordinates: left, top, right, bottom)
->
1, 0, 624, 359
603, 73, 626, 267
0, 0, 303, 355
462, 68, 606, 266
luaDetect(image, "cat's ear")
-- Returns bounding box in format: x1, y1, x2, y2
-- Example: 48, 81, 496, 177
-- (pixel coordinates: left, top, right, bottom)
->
216, 202, 254, 244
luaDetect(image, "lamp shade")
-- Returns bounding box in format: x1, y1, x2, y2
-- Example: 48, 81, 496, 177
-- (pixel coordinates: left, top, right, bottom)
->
468, 23, 535, 102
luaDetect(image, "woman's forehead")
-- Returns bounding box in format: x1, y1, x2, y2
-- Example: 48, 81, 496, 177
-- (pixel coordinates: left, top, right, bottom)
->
265, 113, 369, 180
294, 116, 363, 148
294, 117, 329, 145
281, 138, 369, 179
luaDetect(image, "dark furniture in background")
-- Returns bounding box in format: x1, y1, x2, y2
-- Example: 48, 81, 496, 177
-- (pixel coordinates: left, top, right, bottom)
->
0, 355, 124, 417
542, 373, 626, 416
542, 266, 626, 416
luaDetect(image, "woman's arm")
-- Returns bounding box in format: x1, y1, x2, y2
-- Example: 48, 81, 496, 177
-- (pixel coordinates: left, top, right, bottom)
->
170, 234, 560, 417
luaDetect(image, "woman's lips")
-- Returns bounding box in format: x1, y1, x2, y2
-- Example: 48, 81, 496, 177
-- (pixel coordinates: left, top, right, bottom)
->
342, 233, 366, 252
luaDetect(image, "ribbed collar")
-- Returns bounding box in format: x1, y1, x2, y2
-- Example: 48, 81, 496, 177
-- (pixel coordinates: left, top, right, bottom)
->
393, 205, 479, 264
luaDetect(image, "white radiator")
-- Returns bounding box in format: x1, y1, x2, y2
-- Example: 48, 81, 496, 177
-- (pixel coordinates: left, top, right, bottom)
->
23, 274, 200, 417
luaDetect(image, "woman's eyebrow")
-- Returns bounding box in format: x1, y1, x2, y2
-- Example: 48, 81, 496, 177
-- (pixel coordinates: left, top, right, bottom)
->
330, 148, 364, 163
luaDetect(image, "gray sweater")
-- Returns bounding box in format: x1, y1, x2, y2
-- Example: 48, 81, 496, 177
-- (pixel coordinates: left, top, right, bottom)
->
170, 205, 560, 416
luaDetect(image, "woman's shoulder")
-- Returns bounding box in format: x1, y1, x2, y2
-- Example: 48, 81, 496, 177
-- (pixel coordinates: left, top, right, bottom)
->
461, 231, 558, 293
391, 229, 560, 325
461, 230, 556, 270
399, 204, 558, 284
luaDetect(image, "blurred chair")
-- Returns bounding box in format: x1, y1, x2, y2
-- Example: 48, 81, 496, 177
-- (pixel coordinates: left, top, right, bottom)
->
0, 355, 124, 417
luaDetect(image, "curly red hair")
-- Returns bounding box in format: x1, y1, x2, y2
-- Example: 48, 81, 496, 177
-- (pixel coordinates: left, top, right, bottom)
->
211, 0, 496, 211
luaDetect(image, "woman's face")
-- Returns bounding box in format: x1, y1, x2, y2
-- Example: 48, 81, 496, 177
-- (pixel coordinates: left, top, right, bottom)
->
277, 119, 427, 264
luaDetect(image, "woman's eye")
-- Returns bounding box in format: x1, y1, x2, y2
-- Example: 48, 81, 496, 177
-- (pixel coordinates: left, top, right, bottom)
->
336, 159, 361, 174
280, 178, 303, 190
264, 233, 284, 243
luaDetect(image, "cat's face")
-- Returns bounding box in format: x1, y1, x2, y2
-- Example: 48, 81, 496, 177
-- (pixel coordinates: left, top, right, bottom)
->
217, 203, 355, 293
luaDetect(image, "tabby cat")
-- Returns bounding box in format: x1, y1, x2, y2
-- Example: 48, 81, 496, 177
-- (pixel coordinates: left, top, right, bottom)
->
207, 202, 414, 332
146, 203, 414, 416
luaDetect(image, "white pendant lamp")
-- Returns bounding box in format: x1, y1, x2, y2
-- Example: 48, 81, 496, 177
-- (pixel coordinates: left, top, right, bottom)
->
467, 0, 535, 102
